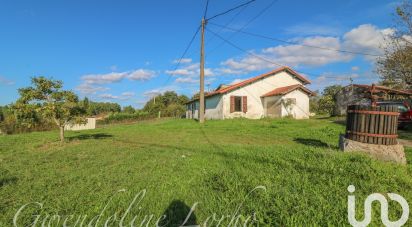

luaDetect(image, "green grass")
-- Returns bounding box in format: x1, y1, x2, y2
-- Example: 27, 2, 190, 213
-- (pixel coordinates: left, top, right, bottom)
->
1, 118, 412, 226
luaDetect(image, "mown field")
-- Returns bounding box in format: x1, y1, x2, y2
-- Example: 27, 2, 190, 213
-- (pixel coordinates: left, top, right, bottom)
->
1, 118, 411, 226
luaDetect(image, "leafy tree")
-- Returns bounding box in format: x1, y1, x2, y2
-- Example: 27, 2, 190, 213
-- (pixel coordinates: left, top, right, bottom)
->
82, 97, 90, 112
178, 95, 190, 105
123, 105, 135, 114
87, 101, 121, 115
377, 1, 412, 89
12, 77, 85, 143
165, 103, 186, 118
142, 91, 189, 117
0, 106, 4, 122
309, 90, 321, 114
317, 85, 343, 116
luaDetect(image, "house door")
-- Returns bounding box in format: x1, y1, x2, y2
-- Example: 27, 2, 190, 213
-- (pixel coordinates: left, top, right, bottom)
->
266, 98, 282, 117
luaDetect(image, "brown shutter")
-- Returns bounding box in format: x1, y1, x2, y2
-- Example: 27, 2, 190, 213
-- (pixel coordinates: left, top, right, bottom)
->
242, 96, 247, 113
230, 96, 235, 113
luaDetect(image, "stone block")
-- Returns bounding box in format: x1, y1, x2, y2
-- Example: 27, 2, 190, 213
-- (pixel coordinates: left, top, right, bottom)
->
339, 134, 406, 164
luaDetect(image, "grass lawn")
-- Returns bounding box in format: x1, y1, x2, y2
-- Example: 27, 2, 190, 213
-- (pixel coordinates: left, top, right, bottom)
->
1, 118, 412, 226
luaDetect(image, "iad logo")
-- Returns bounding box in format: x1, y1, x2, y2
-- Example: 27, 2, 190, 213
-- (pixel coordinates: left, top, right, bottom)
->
348, 185, 409, 227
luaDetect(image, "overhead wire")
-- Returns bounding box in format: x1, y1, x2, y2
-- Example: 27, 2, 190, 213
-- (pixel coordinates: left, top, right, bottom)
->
207, 0, 278, 56
208, 22, 383, 57
206, 0, 257, 21
163, 25, 201, 85
206, 26, 357, 80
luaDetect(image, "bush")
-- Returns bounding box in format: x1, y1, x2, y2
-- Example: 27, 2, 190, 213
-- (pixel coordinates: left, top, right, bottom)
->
0, 114, 56, 134
98, 111, 152, 124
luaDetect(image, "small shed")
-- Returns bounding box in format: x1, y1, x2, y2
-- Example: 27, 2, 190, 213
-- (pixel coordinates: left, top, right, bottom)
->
64, 118, 96, 131
334, 84, 412, 116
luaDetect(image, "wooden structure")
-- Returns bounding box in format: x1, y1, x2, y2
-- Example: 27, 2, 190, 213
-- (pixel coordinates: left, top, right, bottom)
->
345, 105, 399, 145
354, 84, 412, 103
334, 84, 412, 116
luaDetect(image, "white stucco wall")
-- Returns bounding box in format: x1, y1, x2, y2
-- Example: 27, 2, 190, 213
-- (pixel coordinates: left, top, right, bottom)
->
186, 71, 311, 120
281, 90, 310, 119
186, 94, 224, 120
64, 118, 96, 131
222, 71, 304, 119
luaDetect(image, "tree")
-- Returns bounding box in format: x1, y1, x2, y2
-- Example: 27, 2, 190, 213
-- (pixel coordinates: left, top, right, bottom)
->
142, 91, 189, 117
0, 106, 4, 122
13, 77, 85, 143
317, 85, 343, 116
165, 103, 185, 118
123, 105, 135, 114
377, 1, 412, 89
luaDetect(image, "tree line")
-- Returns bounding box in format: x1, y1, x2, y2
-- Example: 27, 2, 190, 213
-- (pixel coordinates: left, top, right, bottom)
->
0, 77, 189, 142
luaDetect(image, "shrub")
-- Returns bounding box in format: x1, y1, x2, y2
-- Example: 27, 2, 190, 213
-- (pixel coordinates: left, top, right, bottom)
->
98, 111, 152, 124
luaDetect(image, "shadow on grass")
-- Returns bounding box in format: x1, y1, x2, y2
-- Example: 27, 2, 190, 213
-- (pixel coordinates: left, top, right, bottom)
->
399, 125, 412, 140
0, 176, 17, 188
332, 119, 346, 126
68, 133, 113, 141
294, 138, 337, 149
159, 200, 197, 227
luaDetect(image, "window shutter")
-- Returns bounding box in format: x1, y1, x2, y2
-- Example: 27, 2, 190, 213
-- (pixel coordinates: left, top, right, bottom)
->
242, 96, 247, 113
230, 96, 235, 113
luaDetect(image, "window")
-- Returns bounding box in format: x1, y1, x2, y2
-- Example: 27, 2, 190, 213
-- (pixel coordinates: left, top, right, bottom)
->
284, 98, 296, 105
234, 96, 242, 112
230, 96, 247, 113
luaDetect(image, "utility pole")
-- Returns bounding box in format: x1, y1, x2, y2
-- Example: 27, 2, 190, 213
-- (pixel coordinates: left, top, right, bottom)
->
199, 18, 206, 123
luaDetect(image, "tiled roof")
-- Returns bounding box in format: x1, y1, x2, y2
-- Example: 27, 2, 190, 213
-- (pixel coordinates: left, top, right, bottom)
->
214, 66, 310, 95
261, 84, 315, 97
187, 66, 311, 103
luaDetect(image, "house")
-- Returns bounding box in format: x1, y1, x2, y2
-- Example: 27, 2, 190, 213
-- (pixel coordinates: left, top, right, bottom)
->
186, 66, 314, 120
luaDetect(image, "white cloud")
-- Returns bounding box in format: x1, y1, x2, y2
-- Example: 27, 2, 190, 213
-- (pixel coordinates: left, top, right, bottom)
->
230, 79, 244, 85
81, 69, 156, 85
165, 68, 193, 76
143, 90, 162, 98
175, 77, 198, 83
98, 91, 135, 101
143, 85, 181, 98
75, 84, 110, 95
0, 76, 15, 85
166, 62, 214, 77
82, 72, 127, 85
342, 24, 392, 60
173, 58, 192, 64
127, 69, 156, 81
99, 93, 119, 99
76, 68, 156, 95
121, 91, 135, 97
309, 72, 362, 91
219, 24, 391, 74
351, 66, 360, 71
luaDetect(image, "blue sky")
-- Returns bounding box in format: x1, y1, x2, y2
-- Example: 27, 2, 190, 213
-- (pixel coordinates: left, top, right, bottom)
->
0, 0, 400, 107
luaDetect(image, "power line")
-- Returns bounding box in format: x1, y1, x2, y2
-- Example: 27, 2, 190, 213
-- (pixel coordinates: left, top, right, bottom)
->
203, 0, 210, 18
184, 0, 252, 60
208, 22, 383, 57
207, 27, 358, 80
207, 0, 257, 21
207, 0, 278, 56
164, 25, 201, 85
